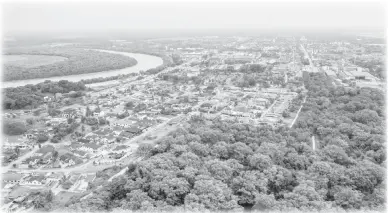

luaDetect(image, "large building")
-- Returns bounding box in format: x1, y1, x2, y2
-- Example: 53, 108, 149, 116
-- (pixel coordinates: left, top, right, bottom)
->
340, 67, 376, 81
324, 69, 337, 78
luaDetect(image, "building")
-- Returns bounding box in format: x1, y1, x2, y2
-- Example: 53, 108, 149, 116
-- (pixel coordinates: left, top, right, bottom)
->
20, 175, 45, 186
325, 69, 337, 78
62, 108, 79, 119
3, 173, 24, 184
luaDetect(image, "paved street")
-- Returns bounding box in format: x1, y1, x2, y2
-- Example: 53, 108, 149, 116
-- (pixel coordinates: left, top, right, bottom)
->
289, 95, 307, 128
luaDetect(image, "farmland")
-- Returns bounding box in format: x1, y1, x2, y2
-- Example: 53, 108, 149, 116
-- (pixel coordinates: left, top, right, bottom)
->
3, 47, 138, 81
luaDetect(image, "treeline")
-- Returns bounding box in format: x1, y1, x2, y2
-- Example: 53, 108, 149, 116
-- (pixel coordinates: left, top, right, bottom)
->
296, 72, 385, 165
238, 64, 267, 73
159, 73, 202, 85
54, 72, 385, 212
236, 74, 258, 88
80, 73, 139, 85
353, 58, 385, 79
3, 80, 86, 109
3, 47, 137, 81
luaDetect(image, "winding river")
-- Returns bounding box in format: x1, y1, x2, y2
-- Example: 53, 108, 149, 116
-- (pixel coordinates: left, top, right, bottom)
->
2, 50, 164, 88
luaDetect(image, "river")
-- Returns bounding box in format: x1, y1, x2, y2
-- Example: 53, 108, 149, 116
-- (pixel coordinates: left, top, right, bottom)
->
2, 50, 164, 88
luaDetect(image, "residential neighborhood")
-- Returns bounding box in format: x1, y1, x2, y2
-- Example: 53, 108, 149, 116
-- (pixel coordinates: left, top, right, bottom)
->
2, 31, 385, 212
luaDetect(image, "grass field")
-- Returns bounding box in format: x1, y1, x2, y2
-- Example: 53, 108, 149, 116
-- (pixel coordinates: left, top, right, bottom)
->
3, 54, 68, 68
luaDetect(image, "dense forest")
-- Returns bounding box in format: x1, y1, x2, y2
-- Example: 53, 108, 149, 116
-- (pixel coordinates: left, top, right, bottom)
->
38, 72, 384, 212
3, 47, 137, 81
3, 80, 86, 110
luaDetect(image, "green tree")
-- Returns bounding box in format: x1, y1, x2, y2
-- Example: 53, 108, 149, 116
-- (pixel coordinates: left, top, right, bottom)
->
3, 120, 27, 135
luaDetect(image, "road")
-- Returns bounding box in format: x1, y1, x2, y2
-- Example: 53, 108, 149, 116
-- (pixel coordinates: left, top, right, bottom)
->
259, 99, 278, 120
2, 146, 40, 173
300, 44, 318, 73
312, 135, 316, 151
289, 95, 307, 128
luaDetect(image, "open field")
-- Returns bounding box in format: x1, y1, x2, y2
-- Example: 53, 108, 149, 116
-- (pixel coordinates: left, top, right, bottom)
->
3, 55, 68, 68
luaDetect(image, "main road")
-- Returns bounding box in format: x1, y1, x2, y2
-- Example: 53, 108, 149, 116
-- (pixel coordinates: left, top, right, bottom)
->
2, 50, 164, 88
300, 44, 318, 73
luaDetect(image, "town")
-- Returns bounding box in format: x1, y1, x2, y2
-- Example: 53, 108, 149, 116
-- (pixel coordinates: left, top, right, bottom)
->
2, 34, 385, 212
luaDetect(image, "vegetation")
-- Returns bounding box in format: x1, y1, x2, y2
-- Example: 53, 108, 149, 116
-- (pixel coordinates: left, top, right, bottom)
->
54, 73, 385, 212
3, 120, 28, 135
239, 64, 267, 73
4, 47, 137, 81
236, 74, 258, 88
3, 80, 86, 110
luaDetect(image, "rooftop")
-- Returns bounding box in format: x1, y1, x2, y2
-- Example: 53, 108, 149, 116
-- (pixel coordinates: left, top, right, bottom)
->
113, 145, 128, 151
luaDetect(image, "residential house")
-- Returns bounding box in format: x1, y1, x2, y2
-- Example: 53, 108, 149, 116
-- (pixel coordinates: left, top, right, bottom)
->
112, 145, 129, 153
100, 134, 116, 144
47, 117, 67, 126
111, 120, 131, 128
43, 96, 51, 103
79, 143, 102, 153
72, 150, 88, 158
45, 172, 63, 185
84, 133, 100, 143
62, 108, 78, 119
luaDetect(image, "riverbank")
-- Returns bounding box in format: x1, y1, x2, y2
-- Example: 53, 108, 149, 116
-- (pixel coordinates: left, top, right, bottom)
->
2, 50, 163, 88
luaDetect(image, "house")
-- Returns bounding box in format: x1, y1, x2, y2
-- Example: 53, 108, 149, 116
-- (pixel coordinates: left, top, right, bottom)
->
68, 173, 81, 184
72, 150, 88, 158
79, 143, 102, 153
23, 133, 35, 140
111, 120, 131, 128
112, 145, 129, 153
84, 133, 100, 143
94, 157, 118, 165
20, 175, 46, 186
100, 134, 116, 144
118, 131, 133, 139
42, 152, 53, 164
94, 128, 111, 136
47, 117, 67, 126
74, 179, 89, 192
45, 172, 63, 184
62, 108, 78, 119
123, 126, 143, 135
3, 141, 30, 150
69, 142, 82, 151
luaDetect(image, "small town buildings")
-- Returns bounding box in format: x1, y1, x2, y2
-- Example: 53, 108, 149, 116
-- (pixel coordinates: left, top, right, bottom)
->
62, 108, 79, 119
20, 175, 45, 186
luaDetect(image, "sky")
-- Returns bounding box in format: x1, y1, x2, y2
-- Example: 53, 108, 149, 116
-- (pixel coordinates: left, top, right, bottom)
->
2, 1, 386, 35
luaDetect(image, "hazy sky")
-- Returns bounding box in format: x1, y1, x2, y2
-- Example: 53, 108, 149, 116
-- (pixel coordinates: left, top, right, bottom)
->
2, 1, 386, 34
